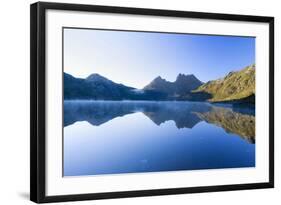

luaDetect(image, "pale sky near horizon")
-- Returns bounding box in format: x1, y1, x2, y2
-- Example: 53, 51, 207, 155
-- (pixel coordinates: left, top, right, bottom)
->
64, 28, 255, 89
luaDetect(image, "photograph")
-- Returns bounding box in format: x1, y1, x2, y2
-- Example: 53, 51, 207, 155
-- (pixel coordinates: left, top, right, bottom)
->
29, 2, 275, 202
63, 28, 256, 177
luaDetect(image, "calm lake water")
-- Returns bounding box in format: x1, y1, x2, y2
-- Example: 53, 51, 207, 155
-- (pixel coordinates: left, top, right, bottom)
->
63, 100, 255, 176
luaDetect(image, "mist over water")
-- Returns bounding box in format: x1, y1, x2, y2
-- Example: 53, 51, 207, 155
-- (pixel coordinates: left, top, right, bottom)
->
63, 100, 255, 176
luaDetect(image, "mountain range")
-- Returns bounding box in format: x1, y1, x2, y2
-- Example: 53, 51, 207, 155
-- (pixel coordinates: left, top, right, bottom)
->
64, 64, 255, 104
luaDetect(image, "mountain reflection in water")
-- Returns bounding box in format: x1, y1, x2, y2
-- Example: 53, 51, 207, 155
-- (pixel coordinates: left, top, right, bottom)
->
64, 100, 255, 144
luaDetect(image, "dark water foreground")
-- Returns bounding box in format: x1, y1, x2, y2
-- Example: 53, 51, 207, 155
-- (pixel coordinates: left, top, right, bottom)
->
63, 100, 255, 176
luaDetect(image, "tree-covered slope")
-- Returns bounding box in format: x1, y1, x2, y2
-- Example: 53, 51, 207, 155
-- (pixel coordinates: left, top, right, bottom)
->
193, 64, 255, 103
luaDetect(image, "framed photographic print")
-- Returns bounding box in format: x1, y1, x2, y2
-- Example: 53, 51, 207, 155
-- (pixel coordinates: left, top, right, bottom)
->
30, 2, 274, 203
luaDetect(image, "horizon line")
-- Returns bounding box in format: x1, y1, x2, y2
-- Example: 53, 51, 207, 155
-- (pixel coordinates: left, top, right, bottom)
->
64, 63, 254, 89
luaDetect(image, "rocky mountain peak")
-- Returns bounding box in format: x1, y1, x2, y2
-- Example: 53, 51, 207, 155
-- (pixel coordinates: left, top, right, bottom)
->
153, 76, 166, 82
86, 73, 109, 82
176, 73, 197, 82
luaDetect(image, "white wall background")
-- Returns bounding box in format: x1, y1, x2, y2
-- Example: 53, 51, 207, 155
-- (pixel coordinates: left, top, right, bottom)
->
0, 0, 278, 204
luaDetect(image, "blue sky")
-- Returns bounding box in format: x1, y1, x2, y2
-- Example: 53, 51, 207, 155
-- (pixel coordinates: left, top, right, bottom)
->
64, 28, 255, 89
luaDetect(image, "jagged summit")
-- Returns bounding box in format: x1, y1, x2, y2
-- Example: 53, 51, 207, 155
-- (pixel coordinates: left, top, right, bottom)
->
143, 73, 203, 97
176, 73, 195, 79
176, 73, 202, 84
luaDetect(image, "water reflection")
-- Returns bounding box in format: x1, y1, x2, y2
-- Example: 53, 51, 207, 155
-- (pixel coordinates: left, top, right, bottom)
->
195, 107, 255, 143
64, 100, 255, 176
64, 100, 255, 143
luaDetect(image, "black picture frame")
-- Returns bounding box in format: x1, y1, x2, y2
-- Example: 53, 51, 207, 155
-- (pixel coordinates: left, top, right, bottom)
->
30, 1, 274, 203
